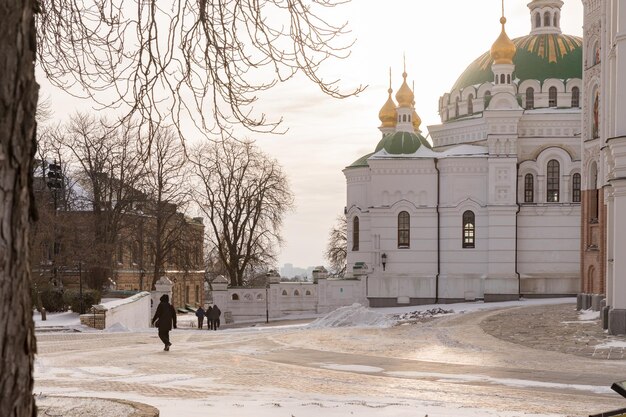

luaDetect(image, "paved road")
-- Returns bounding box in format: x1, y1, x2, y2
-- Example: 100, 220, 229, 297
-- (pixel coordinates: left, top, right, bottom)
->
34, 303, 626, 416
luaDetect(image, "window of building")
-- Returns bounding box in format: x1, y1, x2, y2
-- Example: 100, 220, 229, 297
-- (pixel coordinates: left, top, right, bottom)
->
571, 87, 580, 107
195, 285, 199, 303
507, 74, 511, 84
572, 173, 581, 203
535, 13, 541, 28
305, 290, 312, 296
590, 162, 599, 221
549, 86, 557, 107
462, 211, 475, 249
282, 289, 288, 296
526, 87, 534, 109
524, 173, 534, 203
352, 216, 359, 251
455, 97, 459, 116
547, 159, 560, 202
544, 12, 551, 26
294, 290, 300, 296
232, 293, 240, 300
500, 74, 505, 84
185, 285, 190, 304
467, 94, 473, 114
398, 211, 410, 248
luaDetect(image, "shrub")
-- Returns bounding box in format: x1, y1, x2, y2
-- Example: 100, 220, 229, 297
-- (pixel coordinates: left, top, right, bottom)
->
63, 289, 101, 313
39, 287, 67, 312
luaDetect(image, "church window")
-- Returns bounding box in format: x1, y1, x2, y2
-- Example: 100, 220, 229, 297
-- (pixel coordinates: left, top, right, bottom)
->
524, 174, 534, 203
294, 290, 300, 296
592, 89, 600, 138
590, 162, 599, 221
467, 94, 473, 114
507, 74, 511, 84
232, 293, 239, 300
398, 211, 410, 249
352, 216, 359, 251
525, 88, 534, 109
455, 97, 459, 116
549, 87, 557, 107
535, 13, 541, 28
282, 289, 288, 296
462, 211, 475, 249
500, 74, 505, 84
402, 114, 407, 122
553, 13, 558, 27
572, 173, 581, 203
544, 12, 551, 27
571, 87, 580, 107
547, 160, 560, 202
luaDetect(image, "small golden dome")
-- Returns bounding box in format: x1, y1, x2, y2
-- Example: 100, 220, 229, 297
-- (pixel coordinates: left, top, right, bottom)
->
395, 72, 415, 108
490, 17, 516, 65
379, 87, 397, 128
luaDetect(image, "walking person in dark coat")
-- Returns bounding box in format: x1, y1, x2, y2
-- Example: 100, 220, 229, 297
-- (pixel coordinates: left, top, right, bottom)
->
210, 304, 221, 330
205, 306, 213, 330
152, 294, 177, 351
195, 306, 205, 329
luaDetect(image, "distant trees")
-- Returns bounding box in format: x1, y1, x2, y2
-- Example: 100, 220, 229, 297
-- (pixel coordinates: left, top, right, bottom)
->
325, 215, 347, 277
191, 140, 294, 287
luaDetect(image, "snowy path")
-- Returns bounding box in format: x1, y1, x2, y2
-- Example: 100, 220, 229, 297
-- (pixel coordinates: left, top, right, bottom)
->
34, 302, 626, 417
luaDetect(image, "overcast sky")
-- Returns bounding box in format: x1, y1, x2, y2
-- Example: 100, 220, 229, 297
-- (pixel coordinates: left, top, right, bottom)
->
38, 1, 584, 270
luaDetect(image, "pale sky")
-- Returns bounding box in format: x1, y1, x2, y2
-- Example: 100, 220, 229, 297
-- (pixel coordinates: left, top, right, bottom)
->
38, 1, 584, 270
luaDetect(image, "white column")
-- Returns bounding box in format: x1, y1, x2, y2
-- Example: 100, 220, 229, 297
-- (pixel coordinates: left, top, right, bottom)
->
605, 187, 615, 307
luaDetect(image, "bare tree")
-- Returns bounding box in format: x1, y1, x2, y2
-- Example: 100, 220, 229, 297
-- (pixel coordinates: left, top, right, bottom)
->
36, 1, 364, 136
137, 127, 192, 289
325, 215, 347, 277
0, 1, 38, 415
191, 139, 293, 287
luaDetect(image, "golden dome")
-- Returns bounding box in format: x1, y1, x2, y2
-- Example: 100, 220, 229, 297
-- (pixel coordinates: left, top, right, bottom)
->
379, 87, 397, 128
395, 72, 415, 108
490, 17, 517, 65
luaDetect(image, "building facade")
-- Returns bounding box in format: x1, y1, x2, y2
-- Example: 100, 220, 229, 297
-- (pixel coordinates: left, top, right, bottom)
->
345, 0, 583, 306
581, 0, 626, 335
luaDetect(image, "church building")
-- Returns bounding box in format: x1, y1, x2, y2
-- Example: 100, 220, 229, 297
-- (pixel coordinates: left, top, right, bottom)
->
344, 0, 583, 306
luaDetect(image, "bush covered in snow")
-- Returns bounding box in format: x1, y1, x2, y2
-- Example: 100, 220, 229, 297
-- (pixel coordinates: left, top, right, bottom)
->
392, 307, 454, 323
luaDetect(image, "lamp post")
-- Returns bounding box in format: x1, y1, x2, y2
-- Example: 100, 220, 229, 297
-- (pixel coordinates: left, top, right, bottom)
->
265, 273, 270, 324
78, 261, 84, 314
381, 253, 387, 271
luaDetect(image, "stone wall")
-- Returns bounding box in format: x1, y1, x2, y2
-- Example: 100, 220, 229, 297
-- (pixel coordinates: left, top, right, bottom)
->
80, 291, 152, 330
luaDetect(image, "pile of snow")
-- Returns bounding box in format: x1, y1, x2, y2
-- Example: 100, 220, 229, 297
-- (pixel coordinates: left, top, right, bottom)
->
103, 322, 131, 333
308, 304, 395, 329
393, 307, 454, 322
578, 309, 600, 322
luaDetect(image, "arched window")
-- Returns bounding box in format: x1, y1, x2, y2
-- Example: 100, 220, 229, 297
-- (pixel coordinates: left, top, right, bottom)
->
571, 87, 580, 107
535, 13, 541, 28
572, 173, 581, 203
352, 216, 359, 251
547, 160, 560, 202
544, 12, 551, 27
524, 173, 534, 203
455, 97, 459, 116
462, 211, 475, 249
500, 74, 505, 84
467, 94, 474, 114
398, 211, 410, 248
305, 290, 312, 296
256, 293, 264, 300
232, 293, 240, 301
507, 74, 511, 84
402, 114, 407, 122
549, 86, 557, 107
526, 87, 534, 109
553, 13, 558, 27
294, 290, 300, 296
282, 289, 288, 296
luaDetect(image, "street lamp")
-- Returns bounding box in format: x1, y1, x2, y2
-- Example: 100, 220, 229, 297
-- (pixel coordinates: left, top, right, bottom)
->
78, 261, 84, 314
381, 253, 387, 271
265, 272, 270, 324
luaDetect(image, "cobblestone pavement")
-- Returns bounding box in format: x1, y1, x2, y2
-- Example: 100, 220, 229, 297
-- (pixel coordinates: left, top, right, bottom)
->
34, 302, 626, 417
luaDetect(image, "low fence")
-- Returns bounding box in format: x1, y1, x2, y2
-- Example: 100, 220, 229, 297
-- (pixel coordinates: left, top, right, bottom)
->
80, 291, 152, 330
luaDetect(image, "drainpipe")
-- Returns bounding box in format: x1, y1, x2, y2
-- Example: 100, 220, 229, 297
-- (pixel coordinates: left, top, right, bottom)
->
515, 163, 521, 299
435, 158, 440, 304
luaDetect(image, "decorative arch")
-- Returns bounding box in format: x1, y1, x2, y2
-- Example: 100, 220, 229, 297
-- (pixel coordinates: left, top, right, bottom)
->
231, 293, 240, 301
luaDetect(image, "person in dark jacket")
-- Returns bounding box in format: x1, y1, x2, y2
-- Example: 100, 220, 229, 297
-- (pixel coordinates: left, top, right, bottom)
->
205, 306, 213, 330
152, 294, 177, 351
210, 304, 221, 330
195, 306, 205, 329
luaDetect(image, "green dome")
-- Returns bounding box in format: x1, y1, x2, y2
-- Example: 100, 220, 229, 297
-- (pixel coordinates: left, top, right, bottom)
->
452, 33, 582, 91
375, 131, 432, 155
349, 152, 374, 168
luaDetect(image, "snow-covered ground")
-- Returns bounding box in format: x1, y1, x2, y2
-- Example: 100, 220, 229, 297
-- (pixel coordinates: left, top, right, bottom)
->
33, 298, 625, 417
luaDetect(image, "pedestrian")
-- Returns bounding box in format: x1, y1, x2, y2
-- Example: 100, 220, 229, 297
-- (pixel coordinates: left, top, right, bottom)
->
152, 294, 177, 351
195, 305, 205, 329
212, 304, 221, 330
205, 306, 213, 330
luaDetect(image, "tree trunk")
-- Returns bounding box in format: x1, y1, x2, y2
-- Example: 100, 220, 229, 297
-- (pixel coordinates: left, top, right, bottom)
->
0, 0, 38, 416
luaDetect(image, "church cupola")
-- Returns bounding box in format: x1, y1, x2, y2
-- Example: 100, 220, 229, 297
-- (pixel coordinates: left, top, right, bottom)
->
395, 59, 416, 133
378, 69, 397, 136
490, 6, 517, 95
528, 0, 563, 35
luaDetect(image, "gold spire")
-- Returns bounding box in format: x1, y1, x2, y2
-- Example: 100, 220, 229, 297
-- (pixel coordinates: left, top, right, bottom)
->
378, 68, 397, 128
395, 55, 415, 107
490, 2, 516, 65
